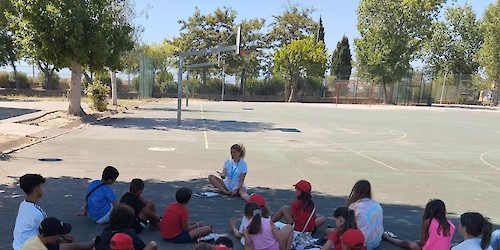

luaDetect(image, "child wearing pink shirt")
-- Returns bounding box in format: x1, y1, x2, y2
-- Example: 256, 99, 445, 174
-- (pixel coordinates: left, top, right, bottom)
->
383, 199, 455, 250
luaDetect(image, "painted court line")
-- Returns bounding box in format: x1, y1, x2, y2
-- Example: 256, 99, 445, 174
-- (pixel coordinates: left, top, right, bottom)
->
199, 102, 209, 149
322, 137, 399, 171
479, 149, 500, 171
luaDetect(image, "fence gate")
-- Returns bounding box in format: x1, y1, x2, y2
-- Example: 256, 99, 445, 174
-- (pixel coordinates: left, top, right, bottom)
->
139, 53, 154, 99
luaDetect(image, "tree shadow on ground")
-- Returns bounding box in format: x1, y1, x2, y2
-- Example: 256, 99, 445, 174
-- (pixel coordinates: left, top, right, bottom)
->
95, 117, 276, 132
0, 107, 40, 120
1, 176, 493, 250
134, 107, 227, 114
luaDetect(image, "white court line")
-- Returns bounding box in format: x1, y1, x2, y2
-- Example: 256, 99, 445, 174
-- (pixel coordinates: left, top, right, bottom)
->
356, 130, 407, 151
479, 149, 500, 171
322, 137, 398, 171
199, 102, 209, 149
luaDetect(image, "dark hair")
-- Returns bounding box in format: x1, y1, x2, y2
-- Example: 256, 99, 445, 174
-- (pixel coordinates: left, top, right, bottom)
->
176, 187, 192, 204
346, 180, 372, 206
231, 144, 245, 159
20, 174, 46, 195
420, 199, 451, 244
109, 204, 135, 230
102, 166, 119, 181
129, 178, 144, 193
459, 212, 493, 250
297, 190, 314, 211
246, 202, 262, 235
334, 207, 357, 238
192, 243, 216, 250
214, 236, 233, 248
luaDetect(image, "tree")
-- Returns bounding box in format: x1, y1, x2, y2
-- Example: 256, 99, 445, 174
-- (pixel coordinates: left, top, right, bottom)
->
7, 0, 134, 115
0, 0, 20, 90
331, 35, 352, 80
316, 17, 325, 43
423, 4, 483, 76
171, 7, 237, 93
273, 37, 327, 102
478, 0, 500, 105
355, 0, 445, 103
267, 6, 317, 49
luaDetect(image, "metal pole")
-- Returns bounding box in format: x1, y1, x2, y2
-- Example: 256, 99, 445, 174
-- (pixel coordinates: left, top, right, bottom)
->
177, 56, 184, 126
186, 70, 189, 107
221, 66, 225, 101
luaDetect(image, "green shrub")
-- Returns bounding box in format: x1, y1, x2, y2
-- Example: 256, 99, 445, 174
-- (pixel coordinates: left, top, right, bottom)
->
9, 71, 30, 88
38, 71, 60, 90
0, 71, 10, 88
85, 82, 110, 112
246, 76, 284, 95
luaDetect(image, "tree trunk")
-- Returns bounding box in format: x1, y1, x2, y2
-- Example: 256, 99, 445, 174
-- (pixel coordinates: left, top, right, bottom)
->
83, 71, 93, 85
68, 61, 85, 116
111, 71, 117, 105
381, 81, 389, 104
288, 73, 299, 102
10, 61, 19, 92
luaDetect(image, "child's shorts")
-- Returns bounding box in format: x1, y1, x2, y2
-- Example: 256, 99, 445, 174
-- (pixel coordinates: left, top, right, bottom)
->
164, 231, 192, 243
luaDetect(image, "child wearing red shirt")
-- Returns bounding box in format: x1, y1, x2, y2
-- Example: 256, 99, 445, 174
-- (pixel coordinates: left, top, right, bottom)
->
271, 180, 326, 232
160, 187, 212, 243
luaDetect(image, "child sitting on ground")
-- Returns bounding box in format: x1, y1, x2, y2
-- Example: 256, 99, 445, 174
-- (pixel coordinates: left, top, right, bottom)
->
321, 207, 358, 250
230, 193, 270, 245
161, 187, 212, 243
383, 199, 455, 250
452, 212, 493, 250
272, 180, 326, 233
243, 202, 294, 250
77, 166, 120, 224
346, 180, 383, 250
120, 178, 161, 233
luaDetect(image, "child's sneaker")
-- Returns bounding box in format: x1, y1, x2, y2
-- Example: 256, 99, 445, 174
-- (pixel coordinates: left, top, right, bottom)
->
198, 233, 219, 243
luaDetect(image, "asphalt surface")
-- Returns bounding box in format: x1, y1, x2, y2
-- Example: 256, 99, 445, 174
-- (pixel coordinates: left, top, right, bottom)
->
1, 99, 500, 250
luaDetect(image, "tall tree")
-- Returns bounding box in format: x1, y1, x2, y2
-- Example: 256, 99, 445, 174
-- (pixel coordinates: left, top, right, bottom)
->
355, 0, 445, 103
0, 0, 20, 90
316, 17, 325, 43
171, 7, 238, 93
267, 6, 317, 49
478, 0, 500, 105
7, 0, 134, 115
273, 37, 327, 102
423, 4, 483, 77
331, 35, 352, 80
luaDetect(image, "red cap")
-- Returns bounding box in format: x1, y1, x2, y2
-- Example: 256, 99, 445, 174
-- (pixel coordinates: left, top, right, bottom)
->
215, 246, 231, 250
110, 233, 134, 250
293, 180, 311, 193
247, 193, 266, 207
340, 229, 366, 250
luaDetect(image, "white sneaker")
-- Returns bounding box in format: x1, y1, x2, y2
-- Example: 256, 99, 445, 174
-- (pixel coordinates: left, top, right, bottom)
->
199, 233, 219, 243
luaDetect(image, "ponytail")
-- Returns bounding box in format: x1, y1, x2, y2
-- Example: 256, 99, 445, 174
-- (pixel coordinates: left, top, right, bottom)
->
459, 212, 493, 250
480, 217, 493, 250
245, 202, 261, 235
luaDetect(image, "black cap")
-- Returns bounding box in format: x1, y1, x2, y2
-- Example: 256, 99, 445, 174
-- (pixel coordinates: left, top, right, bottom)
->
39, 217, 72, 236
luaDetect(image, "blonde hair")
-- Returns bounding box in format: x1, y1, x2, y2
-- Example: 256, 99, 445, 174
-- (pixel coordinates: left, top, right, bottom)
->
231, 143, 246, 159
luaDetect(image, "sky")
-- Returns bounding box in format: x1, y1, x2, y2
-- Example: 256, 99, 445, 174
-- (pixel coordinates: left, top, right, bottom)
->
2, 0, 495, 78
133, 0, 495, 56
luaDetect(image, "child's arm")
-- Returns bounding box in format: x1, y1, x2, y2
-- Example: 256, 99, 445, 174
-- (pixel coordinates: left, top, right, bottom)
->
243, 228, 253, 250
419, 219, 431, 246
320, 239, 335, 250
230, 217, 243, 239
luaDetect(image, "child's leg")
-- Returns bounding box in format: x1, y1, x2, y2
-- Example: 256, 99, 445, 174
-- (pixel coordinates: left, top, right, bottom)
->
208, 174, 230, 195
139, 201, 160, 229
143, 241, 158, 250
314, 216, 326, 229
382, 234, 421, 250
272, 207, 294, 224
275, 224, 294, 250
239, 188, 249, 200
325, 227, 334, 236
189, 225, 212, 240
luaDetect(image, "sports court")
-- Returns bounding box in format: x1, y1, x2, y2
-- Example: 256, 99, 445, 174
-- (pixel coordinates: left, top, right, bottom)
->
1, 100, 499, 249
